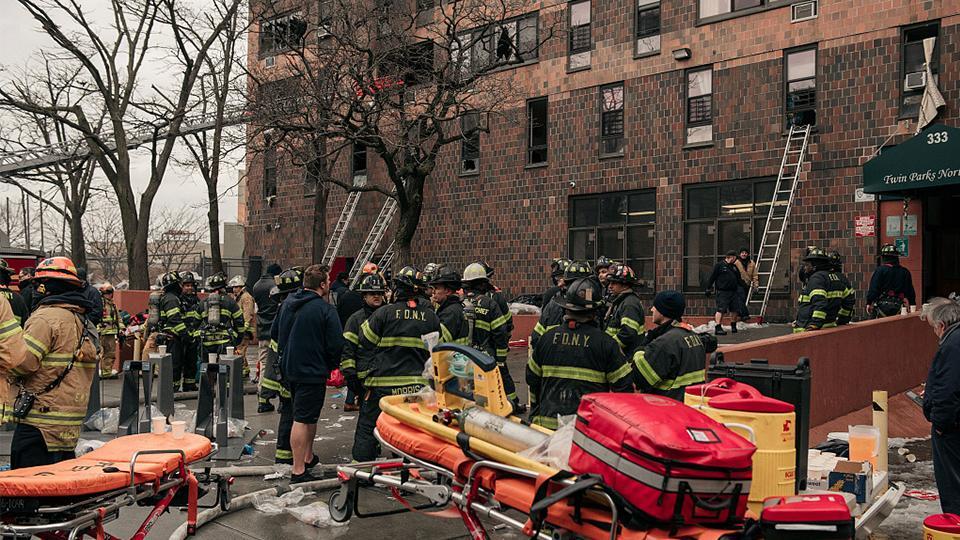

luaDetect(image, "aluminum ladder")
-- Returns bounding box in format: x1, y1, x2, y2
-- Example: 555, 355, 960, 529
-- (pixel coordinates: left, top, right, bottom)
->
747, 124, 812, 319
347, 196, 398, 282
320, 176, 368, 266
377, 240, 397, 271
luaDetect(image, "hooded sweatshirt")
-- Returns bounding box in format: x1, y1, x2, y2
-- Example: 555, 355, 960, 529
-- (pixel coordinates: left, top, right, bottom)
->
276, 289, 344, 384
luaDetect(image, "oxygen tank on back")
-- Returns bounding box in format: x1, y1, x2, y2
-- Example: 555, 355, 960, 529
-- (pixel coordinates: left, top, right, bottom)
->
147, 291, 162, 328
207, 292, 221, 326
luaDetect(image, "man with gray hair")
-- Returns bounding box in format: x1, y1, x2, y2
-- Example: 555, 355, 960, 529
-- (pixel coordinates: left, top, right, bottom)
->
924, 298, 960, 514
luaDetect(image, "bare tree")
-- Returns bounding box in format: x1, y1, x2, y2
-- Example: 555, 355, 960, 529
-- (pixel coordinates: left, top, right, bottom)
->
0, 0, 243, 289
0, 58, 107, 268
175, 4, 249, 275
249, 0, 556, 263
148, 207, 205, 275
85, 205, 128, 284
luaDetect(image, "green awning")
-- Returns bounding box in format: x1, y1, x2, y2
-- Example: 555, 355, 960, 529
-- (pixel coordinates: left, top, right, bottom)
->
863, 124, 960, 194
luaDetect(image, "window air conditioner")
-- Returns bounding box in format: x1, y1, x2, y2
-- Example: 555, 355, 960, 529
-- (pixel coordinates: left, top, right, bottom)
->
791, 1, 817, 23
264, 55, 276, 68
904, 71, 926, 91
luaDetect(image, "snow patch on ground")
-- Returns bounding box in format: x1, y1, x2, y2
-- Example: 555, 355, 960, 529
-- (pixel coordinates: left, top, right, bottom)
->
691, 320, 769, 333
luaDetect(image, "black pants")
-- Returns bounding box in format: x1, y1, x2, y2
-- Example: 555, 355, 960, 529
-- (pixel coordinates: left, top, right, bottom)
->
178, 338, 200, 390
275, 395, 293, 464
498, 361, 518, 402
10, 423, 74, 470
737, 285, 751, 319
934, 429, 960, 514
352, 385, 423, 462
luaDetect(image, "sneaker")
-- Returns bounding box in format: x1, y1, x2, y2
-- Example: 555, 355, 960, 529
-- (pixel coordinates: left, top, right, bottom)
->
715, 326, 727, 336
290, 471, 319, 484
343, 403, 360, 412
307, 454, 320, 470
257, 402, 275, 413
731, 322, 738, 334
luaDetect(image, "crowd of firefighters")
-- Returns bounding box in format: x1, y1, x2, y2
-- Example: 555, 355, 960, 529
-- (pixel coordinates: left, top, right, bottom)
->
0, 238, 919, 473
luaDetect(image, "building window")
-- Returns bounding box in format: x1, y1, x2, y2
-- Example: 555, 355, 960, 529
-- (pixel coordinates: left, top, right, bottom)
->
600, 83, 625, 156
263, 147, 277, 199
901, 22, 940, 118
636, 1, 661, 56
461, 113, 480, 175
685, 67, 713, 144
785, 46, 817, 128
568, 1, 591, 70
352, 143, 367, 177
569, 190, 656, 289
682, 179, 790, 292
259, 11, 307, 57
527, 98, 548, 165
453, 12, 538, 76
317, 0, 333, 36
699, 0, 766, 19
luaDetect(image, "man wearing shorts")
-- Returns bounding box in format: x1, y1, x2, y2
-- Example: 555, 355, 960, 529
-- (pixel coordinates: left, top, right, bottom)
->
705, 251, 743, 336
275, 264, 344, 483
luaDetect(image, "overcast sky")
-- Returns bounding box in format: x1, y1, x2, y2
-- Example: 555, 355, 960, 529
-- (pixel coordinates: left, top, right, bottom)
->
0, 3, 243, 244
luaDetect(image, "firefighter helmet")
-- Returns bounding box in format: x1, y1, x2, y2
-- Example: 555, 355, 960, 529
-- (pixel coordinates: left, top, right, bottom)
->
179, 271, 199, 285
35, 257, 83, 287
356, 272, 387, 293
462, 262, 489, 283
605, 263, 637, 285
269, 285, 282, 302
423, 262, 439, 282
362, 262, 379, 274
0, 259, 12, 276
828, 250, 843, 268
550, 258, 571, 278
557, 277, 603, 312
594, 256, 615, 271
158, 270, 182, 291
479, 261, 495, 279
428, 265, 462, 290
802, 247, 830, 262
275, 267, 303, 294
879, 243, 901, 257
227, 275, 245, 288
97, 282, 115, 294
394, 266, 425, 292
563, 260, 593, 281
206, 272, 228, 291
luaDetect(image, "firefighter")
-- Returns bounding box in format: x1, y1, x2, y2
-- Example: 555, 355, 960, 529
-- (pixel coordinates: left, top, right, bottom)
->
18, 267, 38, 314
3, 257, 98, 468
479, 261, 513, 342
429, 265, 470, 345
531, 260, 592, 350
830, 251, 856, 325
541, 258, 570, 308
423, 262, 440, 285
228, 275, 256, 379
632, 290, 706, 400
594, 256, 615, 288
341, 273, 386, 413
96, 282, 124, 378
149, 272, 188, 390
200, 272, 245, 362
267, 267, 303, 464
253, 264, 283, 412
602, 263, 646, 355
462, 262, 518, 405
352, 266, 440, 461
527, 277, 633, 429
867, 243, 917, 318
178, 272, 203, 391
794, 247, 846, 332
0, 259, 27, 326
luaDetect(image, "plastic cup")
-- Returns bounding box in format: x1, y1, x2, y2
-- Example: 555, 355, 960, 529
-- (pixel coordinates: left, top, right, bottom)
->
151, 416, 166, 434
171, 420, 186, 440
911, 305, 918, 313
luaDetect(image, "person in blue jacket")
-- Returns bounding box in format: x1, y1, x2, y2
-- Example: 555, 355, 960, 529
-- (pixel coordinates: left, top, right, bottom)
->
275, 264, 344, 484
925, 299, 960, 514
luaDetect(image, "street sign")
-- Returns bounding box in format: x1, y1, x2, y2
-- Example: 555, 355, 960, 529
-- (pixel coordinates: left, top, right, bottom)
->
895, 237, 909, 257
854, 188, 876, 203
855, 215, 876, 237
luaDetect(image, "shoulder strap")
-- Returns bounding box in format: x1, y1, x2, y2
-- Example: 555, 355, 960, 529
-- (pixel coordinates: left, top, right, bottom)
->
34, 314, 86, 396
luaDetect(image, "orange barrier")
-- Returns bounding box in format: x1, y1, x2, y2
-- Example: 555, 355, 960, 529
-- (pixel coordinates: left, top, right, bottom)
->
718, 313, 937, 427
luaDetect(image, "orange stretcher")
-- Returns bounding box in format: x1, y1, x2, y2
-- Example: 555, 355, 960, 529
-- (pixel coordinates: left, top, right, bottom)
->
0, 433, 226, 539
328, 408, 739, 540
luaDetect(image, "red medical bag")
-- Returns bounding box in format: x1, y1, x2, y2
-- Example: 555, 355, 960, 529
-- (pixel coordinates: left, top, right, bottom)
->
760, 494, 854, 539
569, 393, 755, 527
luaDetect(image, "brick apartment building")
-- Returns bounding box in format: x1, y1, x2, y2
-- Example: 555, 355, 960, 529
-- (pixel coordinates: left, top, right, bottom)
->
245, 0, 960, 320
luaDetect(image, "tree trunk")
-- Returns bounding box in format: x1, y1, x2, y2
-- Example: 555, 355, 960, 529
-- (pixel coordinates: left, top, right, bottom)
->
207, 183, 223, 274
68, 213, 87, 271
309, 159, 329, 264
394, 174, 425, 267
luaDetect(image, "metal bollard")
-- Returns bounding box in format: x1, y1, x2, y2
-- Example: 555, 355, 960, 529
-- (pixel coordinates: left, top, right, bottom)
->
151, 351, 175, 418
118, 360, 155, 435
219, 352, 245, 421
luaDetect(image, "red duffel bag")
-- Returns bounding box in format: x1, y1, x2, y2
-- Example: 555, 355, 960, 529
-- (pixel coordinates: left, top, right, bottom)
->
569, 393, 756, 528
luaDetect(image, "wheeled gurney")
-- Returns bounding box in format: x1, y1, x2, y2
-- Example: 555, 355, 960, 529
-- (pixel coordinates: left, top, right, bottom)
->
0, 432, 228, 539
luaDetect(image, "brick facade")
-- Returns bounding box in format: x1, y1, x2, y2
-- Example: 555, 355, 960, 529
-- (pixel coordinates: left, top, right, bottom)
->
245, 1, 960, 319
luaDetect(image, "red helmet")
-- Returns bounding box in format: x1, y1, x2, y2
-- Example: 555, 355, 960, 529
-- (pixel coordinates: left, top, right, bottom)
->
606, 263, 637, 285
362, 262, 379, 274
35, 257, 83, 286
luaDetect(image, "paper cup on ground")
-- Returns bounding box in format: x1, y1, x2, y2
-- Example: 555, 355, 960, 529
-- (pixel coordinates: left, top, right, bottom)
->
171, 421, 187, 439
151, 416, 166, 434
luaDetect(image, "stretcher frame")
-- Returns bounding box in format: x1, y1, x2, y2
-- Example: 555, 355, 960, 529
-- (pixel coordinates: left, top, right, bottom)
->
0, 448, 230, 540
328, 427, 620, 540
